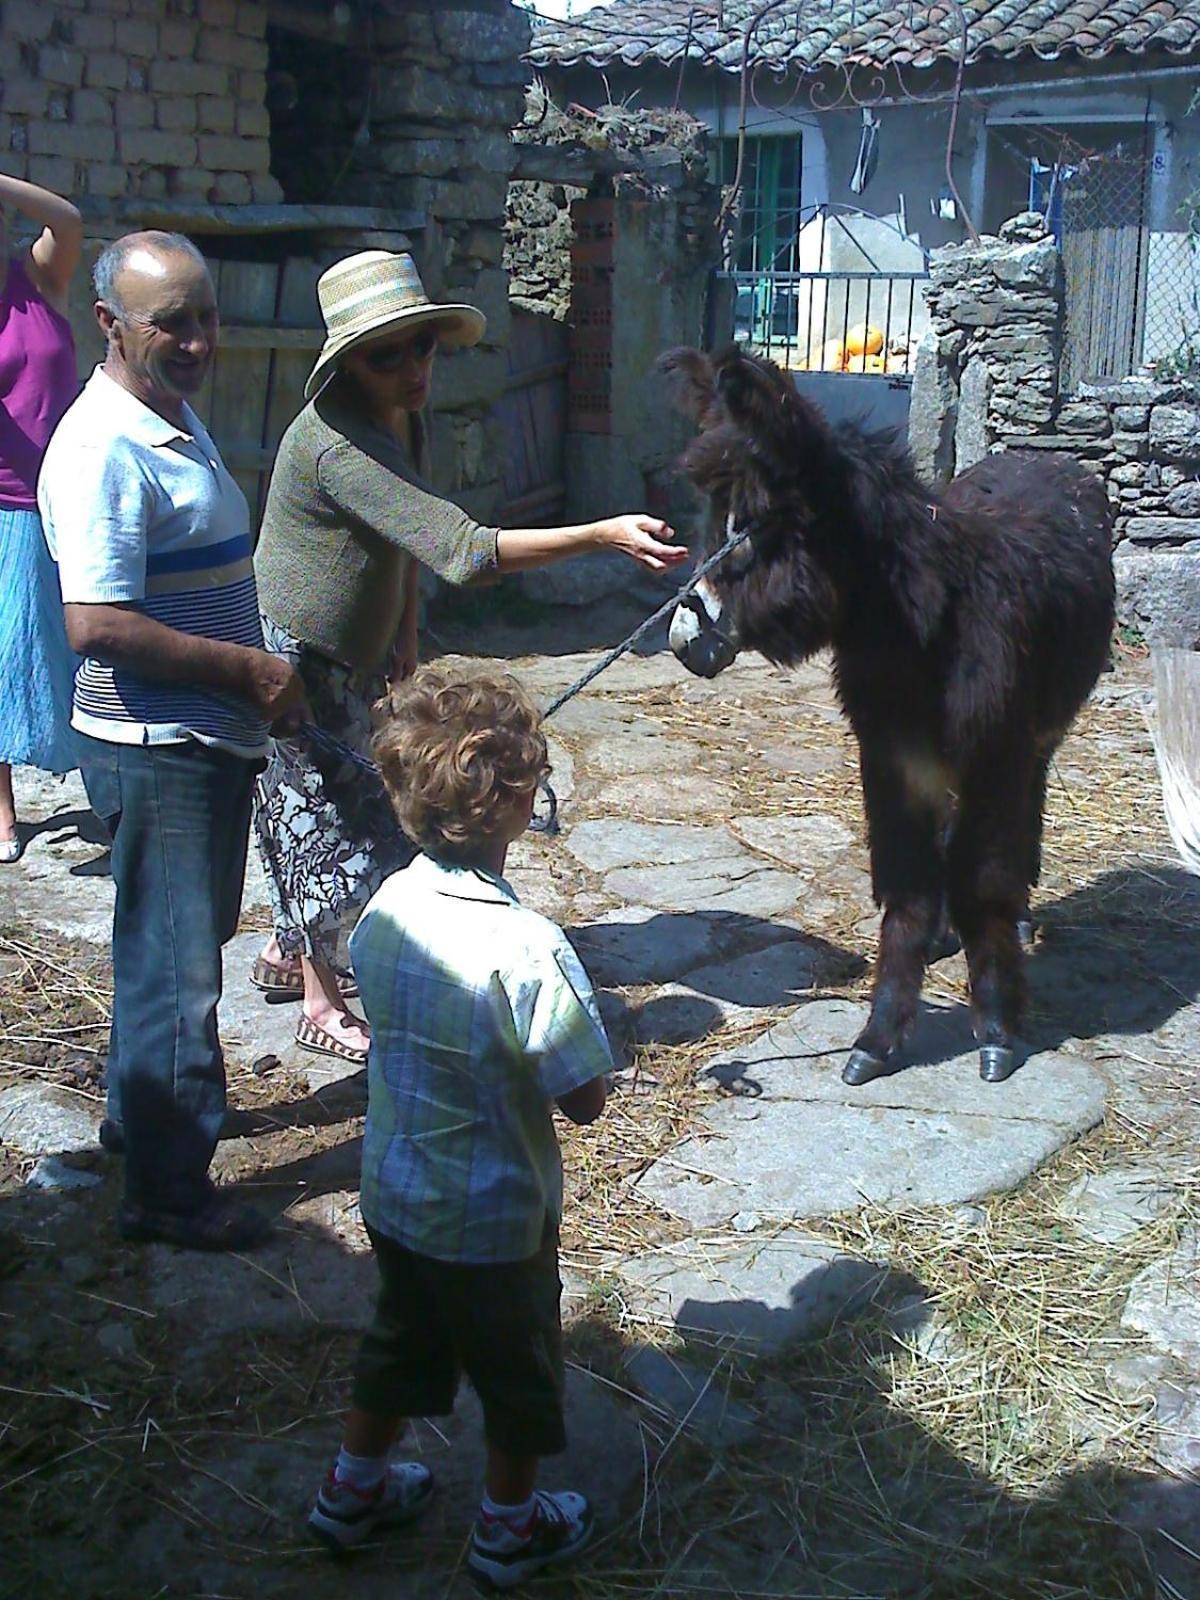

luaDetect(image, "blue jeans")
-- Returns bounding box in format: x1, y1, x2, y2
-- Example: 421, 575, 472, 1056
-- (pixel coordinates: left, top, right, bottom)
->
79, 735, 257, 1212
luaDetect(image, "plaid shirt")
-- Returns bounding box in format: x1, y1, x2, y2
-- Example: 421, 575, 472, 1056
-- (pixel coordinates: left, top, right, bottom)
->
350, 852, 613, 1263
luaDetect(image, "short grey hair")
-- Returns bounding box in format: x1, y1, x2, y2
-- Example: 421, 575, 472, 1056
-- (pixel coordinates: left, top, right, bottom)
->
93, 230, 209, 316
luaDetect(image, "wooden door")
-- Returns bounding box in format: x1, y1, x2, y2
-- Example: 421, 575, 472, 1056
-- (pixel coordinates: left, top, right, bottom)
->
195, 254, 324, 530
496, 309, 568, 525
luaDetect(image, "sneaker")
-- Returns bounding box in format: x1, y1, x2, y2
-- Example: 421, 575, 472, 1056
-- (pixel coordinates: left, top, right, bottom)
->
307, 1460, 435, 1551
468, 1490, 593, 1590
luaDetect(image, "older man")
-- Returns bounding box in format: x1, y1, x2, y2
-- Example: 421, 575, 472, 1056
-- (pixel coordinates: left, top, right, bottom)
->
39, 230, 306, 1250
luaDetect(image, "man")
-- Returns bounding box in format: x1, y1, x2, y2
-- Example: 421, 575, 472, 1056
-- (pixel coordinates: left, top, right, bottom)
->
39, 231, 306, 1250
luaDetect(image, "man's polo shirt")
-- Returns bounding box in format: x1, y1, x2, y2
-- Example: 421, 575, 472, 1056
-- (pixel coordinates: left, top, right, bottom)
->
350, 852, 614, 1264
38, 367, 268, 758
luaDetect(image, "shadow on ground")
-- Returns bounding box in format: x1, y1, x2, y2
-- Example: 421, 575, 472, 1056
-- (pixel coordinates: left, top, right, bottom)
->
0, 1175, 1190, 1599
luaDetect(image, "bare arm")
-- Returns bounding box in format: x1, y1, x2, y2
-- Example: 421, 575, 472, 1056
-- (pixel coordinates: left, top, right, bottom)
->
495, 515, 687, 575
388, 560, 422, 687
555, 1074, 608, 1126
64, 603, 308, 725
0, 173, 83, 306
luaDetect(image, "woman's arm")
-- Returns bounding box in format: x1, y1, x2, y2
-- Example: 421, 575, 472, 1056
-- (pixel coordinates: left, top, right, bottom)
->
0, 173, 83, 308
388, 559, 422, 687
496, 515, 686, 574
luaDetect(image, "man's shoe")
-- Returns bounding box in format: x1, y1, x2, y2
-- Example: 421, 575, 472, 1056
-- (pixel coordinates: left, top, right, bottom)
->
98, 1118, 125, 1154
307, 1461, 435, 1551
118, 1188, 272, 1251
468, 1490, 593, 1590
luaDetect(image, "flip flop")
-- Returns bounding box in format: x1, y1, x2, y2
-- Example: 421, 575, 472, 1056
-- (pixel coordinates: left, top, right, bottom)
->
251, 956, 358, 1001
295, 1013, 369, 1064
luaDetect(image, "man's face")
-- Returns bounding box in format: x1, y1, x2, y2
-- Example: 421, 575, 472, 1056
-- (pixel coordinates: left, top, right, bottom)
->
99, 248, 219, 402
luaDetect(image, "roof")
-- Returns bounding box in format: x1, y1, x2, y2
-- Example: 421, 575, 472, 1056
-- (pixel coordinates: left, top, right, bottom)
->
527, 0, 1200, 73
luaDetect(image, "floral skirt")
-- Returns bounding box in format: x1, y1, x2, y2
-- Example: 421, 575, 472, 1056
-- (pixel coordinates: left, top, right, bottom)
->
252, 616, 414, 966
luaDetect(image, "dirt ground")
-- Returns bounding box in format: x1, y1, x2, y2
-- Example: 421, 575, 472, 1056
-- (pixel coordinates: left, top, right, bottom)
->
2, 595, 1199, 1600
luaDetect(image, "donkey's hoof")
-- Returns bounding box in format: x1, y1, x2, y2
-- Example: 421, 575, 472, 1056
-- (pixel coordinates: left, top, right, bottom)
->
979, 1044, 1017, 1083
843, 1048, 889, 1086
1016, 918, 1035, 950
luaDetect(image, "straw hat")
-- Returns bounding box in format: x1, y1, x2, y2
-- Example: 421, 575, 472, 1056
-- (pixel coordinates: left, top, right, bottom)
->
304, 250, 486, 401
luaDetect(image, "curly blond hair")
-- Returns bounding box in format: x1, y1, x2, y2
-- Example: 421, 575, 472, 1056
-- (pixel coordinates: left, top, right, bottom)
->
372, 666, 548, 863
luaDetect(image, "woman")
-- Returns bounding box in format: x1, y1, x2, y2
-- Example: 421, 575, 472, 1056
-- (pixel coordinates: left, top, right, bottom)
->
0, 174, 83, 861
253, 250, 685, 1062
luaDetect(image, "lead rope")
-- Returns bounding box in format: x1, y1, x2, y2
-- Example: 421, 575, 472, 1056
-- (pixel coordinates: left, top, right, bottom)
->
286, 516, 752, 836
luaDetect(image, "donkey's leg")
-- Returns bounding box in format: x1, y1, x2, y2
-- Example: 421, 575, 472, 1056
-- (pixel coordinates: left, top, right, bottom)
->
844, 751, 946, 1086
1016, 752, 1051, 949
948, 764, 1032, 1083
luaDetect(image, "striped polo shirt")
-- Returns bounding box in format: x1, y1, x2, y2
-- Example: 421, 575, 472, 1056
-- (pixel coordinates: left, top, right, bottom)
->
38, 368, 268, 758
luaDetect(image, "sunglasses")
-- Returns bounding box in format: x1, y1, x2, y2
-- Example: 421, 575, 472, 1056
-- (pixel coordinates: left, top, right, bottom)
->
362, 328, 439, 371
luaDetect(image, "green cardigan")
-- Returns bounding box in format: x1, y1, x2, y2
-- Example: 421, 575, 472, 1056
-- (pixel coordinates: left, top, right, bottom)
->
254, 380, 499, 674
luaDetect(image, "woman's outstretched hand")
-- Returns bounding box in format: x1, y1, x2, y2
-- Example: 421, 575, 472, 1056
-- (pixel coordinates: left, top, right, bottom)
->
596, 514, 688, 572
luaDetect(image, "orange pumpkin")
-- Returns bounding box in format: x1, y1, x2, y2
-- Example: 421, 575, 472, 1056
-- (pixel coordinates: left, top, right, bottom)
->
844, 322, 884, 358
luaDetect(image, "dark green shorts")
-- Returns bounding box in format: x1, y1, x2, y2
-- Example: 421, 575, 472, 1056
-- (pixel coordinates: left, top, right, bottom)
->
353, 1220, 566, 1458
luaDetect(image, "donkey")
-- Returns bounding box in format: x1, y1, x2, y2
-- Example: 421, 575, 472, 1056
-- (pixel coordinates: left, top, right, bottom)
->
662, 345, 1115, 1085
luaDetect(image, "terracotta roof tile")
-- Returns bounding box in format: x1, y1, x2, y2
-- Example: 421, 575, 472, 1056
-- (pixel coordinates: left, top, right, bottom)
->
527, 0, 1200, 71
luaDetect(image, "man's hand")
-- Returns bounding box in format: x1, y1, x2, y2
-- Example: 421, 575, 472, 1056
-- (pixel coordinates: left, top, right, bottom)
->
241, 651, 310, 730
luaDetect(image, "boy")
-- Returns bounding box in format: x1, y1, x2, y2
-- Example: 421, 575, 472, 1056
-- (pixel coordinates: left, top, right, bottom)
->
307, 666, 613, 1589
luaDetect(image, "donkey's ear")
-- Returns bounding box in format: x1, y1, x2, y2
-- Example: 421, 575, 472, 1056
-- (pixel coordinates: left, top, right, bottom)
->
657, 347, 716, 421
712, 345, 827, 454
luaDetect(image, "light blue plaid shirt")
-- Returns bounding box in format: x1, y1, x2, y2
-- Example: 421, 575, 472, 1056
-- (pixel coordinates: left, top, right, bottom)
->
350, 852, 613, 1263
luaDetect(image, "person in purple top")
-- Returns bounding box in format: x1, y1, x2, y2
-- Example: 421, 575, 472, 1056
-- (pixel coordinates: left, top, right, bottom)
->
0, 172, 83, 862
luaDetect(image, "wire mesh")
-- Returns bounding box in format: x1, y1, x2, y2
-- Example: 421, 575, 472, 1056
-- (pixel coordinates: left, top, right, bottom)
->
1004, 125, 1200, 386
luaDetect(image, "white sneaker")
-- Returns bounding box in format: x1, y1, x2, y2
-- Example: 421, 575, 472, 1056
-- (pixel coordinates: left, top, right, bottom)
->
468, 1489, 593, 1590
307, 1459, 434, 1550
0, 837, 21, 864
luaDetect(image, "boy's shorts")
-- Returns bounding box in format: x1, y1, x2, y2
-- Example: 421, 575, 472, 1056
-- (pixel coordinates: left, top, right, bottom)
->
353, 1219, 566, 1458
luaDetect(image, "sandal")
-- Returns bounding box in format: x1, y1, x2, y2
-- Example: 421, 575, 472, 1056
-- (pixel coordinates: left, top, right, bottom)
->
295, 1013, 369, 1065
251, 956, 358, 1001
118, 1188, 272, 1252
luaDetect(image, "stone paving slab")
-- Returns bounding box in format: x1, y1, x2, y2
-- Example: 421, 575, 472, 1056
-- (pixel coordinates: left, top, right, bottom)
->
1122, 1229, 1200, 1364
1058, 1166, 1182, 1246
635, 999, 1107, 1227
568, 904, 799, 988
727, 814, 856, 870
632, 939, 820, 1045
620, 1345, 756, 1449
618, 1234, 889, 1352
0, 1081, 101, 1156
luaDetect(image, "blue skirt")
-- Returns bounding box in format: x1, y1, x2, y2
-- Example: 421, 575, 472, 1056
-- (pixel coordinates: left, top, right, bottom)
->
0, 505, 79, 773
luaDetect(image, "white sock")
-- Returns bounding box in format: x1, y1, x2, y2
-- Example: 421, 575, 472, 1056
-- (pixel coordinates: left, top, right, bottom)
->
481, 1490, 536, 1530
335, 1446, 387, 1490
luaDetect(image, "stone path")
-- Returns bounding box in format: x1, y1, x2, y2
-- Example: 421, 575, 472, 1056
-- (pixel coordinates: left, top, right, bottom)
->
3, 638, 1200, 1596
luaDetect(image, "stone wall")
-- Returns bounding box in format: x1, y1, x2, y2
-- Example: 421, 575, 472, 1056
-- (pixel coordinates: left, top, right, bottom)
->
506, 97, 719, 601
910, 212, 1200, 648
0, 0, 280, 206
331, 1, 531, 526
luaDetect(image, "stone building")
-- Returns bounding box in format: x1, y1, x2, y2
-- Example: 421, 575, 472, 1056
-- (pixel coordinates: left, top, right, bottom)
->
0, 0, 531, 525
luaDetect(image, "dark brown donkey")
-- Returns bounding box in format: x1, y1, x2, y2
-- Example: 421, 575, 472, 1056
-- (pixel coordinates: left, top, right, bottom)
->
662, 345, 1114, 1084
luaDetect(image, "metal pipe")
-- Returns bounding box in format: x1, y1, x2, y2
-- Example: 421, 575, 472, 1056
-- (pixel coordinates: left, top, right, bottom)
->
811, 60, 1200, 114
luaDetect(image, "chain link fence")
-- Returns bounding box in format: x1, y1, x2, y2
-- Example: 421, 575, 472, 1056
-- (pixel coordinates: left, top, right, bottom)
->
1006, 126, 1200, 387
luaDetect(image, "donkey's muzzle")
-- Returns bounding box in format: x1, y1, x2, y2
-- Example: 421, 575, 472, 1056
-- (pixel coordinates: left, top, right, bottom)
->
669, 593, 739, 679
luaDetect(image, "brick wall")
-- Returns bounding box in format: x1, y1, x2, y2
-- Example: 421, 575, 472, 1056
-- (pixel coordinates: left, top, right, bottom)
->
0, 0, 281, 207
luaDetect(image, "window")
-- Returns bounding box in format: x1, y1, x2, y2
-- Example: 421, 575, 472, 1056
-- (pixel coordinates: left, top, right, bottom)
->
719, 134, 804, 274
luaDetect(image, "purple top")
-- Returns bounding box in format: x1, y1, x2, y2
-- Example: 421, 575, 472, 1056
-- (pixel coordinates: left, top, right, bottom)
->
0, 257, 78, 509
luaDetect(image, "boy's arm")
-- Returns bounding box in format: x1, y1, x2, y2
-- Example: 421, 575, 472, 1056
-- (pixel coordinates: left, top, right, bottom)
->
516, 936, 613, 1116
556, 1075, 607, 1126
